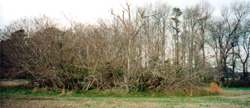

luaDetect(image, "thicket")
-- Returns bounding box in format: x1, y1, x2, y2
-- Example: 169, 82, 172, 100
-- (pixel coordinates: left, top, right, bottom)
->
0, 1, 249, 94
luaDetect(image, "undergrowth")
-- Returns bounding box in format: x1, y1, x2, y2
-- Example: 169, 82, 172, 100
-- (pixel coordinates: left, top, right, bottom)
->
0, 86, 212, 98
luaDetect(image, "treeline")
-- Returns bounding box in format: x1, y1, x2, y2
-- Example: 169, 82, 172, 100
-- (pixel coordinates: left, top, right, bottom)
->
0, 0, 249, 93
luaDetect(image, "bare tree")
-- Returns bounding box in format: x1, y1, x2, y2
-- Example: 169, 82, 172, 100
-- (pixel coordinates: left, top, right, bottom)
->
208, 1, 250, 83
171, 7, 182, 66
110, 1, 146, 92
237, 19, 250, 80
182, 4, 202, 77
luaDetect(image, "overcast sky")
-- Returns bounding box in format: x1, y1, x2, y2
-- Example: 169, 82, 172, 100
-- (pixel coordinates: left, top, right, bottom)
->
0, 0, 243, 29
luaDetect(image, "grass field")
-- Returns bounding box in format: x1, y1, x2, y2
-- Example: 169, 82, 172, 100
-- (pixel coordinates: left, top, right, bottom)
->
0, 85, 250, 108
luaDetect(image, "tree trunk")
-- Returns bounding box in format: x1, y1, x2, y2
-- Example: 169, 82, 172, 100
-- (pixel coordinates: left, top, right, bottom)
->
232, 47, 235, 81
223, 59, 228, 84
125, 35, 131, 92
243, 63, 248, 81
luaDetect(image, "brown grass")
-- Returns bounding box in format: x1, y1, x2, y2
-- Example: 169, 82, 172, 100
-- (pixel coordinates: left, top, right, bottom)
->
32, 87, 39, 93
210, 82, 222, 94
67, 90, 75, 95
40, 86, 48, 92
58, 85, 65, 96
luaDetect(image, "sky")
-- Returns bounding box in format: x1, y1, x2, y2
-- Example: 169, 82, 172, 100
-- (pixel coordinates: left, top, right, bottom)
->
0, 0, 241, 29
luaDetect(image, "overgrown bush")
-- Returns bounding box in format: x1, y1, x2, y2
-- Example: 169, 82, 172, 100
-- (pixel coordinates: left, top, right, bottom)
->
0, 17, 204, 93
226, 80, 250, 88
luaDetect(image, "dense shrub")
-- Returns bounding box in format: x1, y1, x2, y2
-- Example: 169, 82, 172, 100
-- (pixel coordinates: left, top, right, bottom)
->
226, 80, 250, 88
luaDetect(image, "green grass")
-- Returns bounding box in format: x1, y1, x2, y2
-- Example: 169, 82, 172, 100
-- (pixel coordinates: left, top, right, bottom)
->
0, 86, 61, 98
0, 86, 249, 107
0, 79, 30, 82
222, 87, 250, 91
0, 86, 194, 98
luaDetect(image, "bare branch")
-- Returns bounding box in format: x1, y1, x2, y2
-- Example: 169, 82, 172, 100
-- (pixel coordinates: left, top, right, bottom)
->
131, 22, 146, 40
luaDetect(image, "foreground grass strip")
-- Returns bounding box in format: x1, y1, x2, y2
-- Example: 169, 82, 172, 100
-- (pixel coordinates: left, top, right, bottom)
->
14, 97, 57, 100
1, 96, 249, 108
1, 86, 250, 107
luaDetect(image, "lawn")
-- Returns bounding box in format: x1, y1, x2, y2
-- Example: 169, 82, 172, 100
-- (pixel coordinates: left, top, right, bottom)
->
0, 86, 249, 108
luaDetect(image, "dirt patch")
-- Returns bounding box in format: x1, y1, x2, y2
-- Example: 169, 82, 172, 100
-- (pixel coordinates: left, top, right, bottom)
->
221, 90, 250, 96
0, 80, 29, 87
